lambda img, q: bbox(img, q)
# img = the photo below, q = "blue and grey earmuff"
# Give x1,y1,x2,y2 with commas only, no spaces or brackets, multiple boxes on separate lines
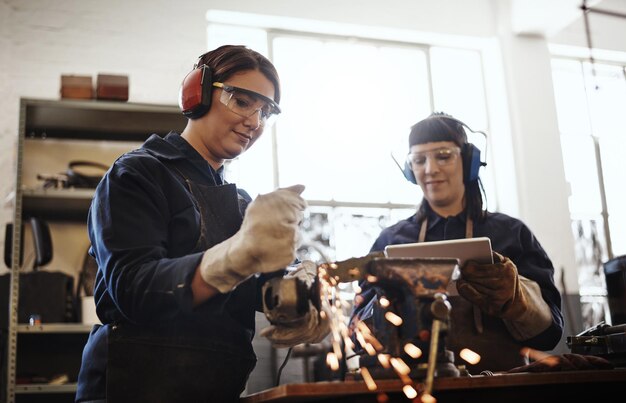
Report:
402,158,417,184
463,143,483,183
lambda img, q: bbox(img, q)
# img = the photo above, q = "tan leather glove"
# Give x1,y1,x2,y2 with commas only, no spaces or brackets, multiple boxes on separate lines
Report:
199,185,306,293
457,251,528,319
507,353,614,373
260,261,330,348
457,251,553,340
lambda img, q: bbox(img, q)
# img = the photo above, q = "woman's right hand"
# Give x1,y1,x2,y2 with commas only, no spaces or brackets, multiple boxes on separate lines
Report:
198,185,307,293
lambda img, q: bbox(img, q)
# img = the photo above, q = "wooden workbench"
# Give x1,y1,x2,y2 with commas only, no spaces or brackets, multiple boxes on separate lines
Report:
241,368,626,402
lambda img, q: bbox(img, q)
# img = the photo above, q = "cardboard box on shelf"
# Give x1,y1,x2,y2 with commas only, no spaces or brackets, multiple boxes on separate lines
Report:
60,75,93,99
96,74,129,101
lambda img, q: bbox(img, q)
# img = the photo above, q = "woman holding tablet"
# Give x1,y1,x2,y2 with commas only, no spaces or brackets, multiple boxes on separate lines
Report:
350,112,563,373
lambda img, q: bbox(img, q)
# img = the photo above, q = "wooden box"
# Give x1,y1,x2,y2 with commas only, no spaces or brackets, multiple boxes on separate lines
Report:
96,74,129,101
60,75,93,99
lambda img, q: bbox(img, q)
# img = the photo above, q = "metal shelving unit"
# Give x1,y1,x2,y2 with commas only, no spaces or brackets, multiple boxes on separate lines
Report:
17,324,94,334
14,384,78,394
3,98,186,403
21,188,95,221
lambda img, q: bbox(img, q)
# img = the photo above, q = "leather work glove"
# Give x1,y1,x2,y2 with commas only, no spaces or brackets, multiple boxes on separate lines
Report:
260,261,331,348
199,184,307,293
456,251,552,340
456,251,527,319
507,353,614,373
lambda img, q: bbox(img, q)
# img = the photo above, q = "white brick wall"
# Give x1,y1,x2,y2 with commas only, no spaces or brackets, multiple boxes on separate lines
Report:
0,0,211,271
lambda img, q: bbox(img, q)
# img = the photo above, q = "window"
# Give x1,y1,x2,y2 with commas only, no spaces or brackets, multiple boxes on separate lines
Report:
208,22,491,263
551,57,626,327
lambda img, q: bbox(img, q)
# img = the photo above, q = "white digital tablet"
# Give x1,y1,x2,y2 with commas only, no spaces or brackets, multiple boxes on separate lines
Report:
384,237,494,266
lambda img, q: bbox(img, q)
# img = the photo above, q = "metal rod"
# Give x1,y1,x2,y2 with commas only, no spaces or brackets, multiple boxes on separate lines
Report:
583,5,626,19
424,319,441,395
592,135,613,260
581,1,598,83
560,266,582,335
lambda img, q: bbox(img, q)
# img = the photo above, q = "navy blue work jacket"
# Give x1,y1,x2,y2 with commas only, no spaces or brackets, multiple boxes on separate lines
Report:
89,132,259,328
368,206,564,351
76,132,261,401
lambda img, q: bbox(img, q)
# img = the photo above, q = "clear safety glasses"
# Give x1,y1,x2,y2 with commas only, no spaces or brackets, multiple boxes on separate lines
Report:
407,147,461,169
212,82,281,128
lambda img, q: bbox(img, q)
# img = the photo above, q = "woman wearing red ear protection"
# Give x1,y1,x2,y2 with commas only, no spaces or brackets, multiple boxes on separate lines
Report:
349,112,563,374
76,45,328,403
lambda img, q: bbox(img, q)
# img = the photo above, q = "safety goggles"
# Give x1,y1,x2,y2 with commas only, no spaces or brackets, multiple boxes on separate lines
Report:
212,82,281,128
407,147,461,169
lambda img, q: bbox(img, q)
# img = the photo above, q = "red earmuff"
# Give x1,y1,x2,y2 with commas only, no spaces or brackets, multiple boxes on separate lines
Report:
179,64,213,119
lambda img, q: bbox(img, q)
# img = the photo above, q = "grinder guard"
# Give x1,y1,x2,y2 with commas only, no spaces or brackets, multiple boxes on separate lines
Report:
262,265,321,327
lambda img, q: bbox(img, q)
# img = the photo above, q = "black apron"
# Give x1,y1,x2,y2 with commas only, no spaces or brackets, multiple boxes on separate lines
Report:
418,217,528,373
106,176,257,402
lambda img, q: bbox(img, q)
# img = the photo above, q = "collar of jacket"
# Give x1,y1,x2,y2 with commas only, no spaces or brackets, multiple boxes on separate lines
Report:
142,131,226,183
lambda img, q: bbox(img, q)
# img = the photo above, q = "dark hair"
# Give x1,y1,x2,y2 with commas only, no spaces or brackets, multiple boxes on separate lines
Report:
409,112,467,148
411,112,486,224
197,45,281,103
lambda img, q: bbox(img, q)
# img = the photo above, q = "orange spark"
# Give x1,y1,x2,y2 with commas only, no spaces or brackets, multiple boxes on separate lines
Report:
343,336,355,351
398,373,412,384
459,348,481,365
326,352,339,371
523,347,559,367
402,385,417,399
384,311,403,326
421,392,437,403
365,343,377,355
363,333,384,351
357,321,372,335
390,357,411,376
332,340,343,360
377,354,391,368
356,330,367,347
404,343,423,359
360,367,377,391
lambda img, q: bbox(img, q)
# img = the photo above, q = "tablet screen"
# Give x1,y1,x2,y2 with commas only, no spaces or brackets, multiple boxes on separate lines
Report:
384,237,493,266
384,237,494,295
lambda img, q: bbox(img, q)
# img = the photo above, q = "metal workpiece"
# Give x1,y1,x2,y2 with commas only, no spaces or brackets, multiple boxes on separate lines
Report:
318,252,458,293
317,251,385,284
365,258,458,298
